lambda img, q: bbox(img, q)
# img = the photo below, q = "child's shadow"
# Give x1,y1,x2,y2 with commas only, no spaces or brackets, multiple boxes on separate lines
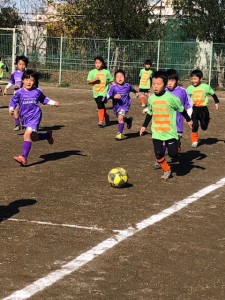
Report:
124,131,151,140
198,137,224,146
170,150,207,176
27,150,86,166
39,125,65,131
0,199,37,222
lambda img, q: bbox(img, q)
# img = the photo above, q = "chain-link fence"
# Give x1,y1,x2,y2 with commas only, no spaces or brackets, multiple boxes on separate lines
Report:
1,30,225,88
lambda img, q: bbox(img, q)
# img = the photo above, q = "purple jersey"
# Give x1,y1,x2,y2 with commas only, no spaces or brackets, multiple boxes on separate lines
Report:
166,86,192,133
107,83,137,114
9,70,24,91
9,87,52,130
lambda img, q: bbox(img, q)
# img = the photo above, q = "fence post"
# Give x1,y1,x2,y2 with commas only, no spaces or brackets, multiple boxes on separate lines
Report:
107,37,111,69
157,39,161,70
208,41,213,85
12,28,16,73
59,35,63,86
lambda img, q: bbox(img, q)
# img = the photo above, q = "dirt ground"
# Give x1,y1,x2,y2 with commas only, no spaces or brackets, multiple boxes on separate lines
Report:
1,86,225,300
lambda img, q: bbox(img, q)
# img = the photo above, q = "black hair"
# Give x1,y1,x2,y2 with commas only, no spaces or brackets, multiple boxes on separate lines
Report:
152,70,168,86
166,69,179,81
15,55,29,66
144,59,152,65
190,69,203,79
21,69,39,87
114,69,126,79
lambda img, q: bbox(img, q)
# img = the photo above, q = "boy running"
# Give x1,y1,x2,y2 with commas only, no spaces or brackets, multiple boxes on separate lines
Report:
186,69,219,148
138,59,153,107
140,70,192,180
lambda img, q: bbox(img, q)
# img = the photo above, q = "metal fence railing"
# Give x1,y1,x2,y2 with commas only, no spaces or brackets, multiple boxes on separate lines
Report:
1,31,225,88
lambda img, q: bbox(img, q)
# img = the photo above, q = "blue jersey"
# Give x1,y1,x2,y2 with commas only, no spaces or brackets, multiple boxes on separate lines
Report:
9,87,52,131
107,83,137,114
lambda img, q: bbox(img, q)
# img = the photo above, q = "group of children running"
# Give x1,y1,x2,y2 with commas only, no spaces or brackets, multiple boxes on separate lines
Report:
88,56,220,180
0,54,220,180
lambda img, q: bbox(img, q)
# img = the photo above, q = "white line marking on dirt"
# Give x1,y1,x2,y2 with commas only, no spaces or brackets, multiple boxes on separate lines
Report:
3,177,225,300
0,218,104,231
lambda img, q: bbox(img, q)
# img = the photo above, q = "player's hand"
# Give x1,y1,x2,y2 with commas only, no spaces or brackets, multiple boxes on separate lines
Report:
135,92,139,98
3,89,7,96
54,101,59,107
140,127,146,136
114,93,121,99
186,120,193,128
215,103,219,111
142,107,148,114
9,109,14,115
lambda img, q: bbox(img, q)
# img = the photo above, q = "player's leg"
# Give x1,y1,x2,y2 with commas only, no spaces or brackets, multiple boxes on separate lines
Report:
115,111,126,140
14,128,33,165
153,139,171,180
199,106,210,131
191,107,200,148
13,106,21,131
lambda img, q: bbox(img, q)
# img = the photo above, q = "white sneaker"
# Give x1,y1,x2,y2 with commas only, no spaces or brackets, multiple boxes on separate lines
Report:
191,142,198,148
161,170,171,180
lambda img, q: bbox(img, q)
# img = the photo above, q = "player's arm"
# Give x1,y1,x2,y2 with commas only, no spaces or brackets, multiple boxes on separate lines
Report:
212,93,219,110
180,108,192,127
140,113,152,136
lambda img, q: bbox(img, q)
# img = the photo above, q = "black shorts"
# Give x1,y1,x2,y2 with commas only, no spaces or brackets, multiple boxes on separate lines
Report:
152,138,178,159
94,96,107,109
192,106,210,131
139,88,150,93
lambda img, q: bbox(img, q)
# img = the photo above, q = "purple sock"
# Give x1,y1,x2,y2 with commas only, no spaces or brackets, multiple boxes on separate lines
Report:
38,132,48,140
22,141,32,159
15,118,20,126
118,123,124,133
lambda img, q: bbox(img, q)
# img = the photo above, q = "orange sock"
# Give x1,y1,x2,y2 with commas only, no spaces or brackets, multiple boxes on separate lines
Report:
157,157,170,172
141,95,145,105
191,132,198,143
98,109,105,122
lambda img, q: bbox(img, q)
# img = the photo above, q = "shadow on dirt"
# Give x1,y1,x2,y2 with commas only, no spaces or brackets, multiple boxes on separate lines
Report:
170,150,207,176
27,150,85,167
198,137,224,146
39,125,65,131
124,131,151,140
0,199,37,222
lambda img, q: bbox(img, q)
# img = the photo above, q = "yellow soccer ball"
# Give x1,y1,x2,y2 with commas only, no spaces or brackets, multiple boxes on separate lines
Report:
108,167,128,188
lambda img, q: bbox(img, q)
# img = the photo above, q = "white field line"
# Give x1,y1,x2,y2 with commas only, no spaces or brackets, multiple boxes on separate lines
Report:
3,177,225,300
0,218,104,232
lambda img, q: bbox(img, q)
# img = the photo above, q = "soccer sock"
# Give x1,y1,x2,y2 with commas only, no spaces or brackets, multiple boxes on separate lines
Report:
22,141,32,159
38,132,48,140
98,109,105,122
15,118,20,126
191,132,198,142
157,157,170,172
118,122,124,133
141,95,145,105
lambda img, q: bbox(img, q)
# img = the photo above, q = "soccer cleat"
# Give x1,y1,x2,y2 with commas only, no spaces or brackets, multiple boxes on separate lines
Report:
191,142,198,148
161,170,171,180
126,117,133,129
141,104,146,107
14,155,27,166
105,115,110,126
98,122,105,128
115,132,125,140
47,130,54,145
14,125,21,131
154,161,161,169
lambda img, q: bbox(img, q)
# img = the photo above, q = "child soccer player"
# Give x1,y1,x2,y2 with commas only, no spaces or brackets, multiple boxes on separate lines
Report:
139,59,153,107
9,69,59,166
107,69,139,140
166,68,192,151
4,55,29,130
186,69,219,148
87,56,113,127
140,70,192,180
